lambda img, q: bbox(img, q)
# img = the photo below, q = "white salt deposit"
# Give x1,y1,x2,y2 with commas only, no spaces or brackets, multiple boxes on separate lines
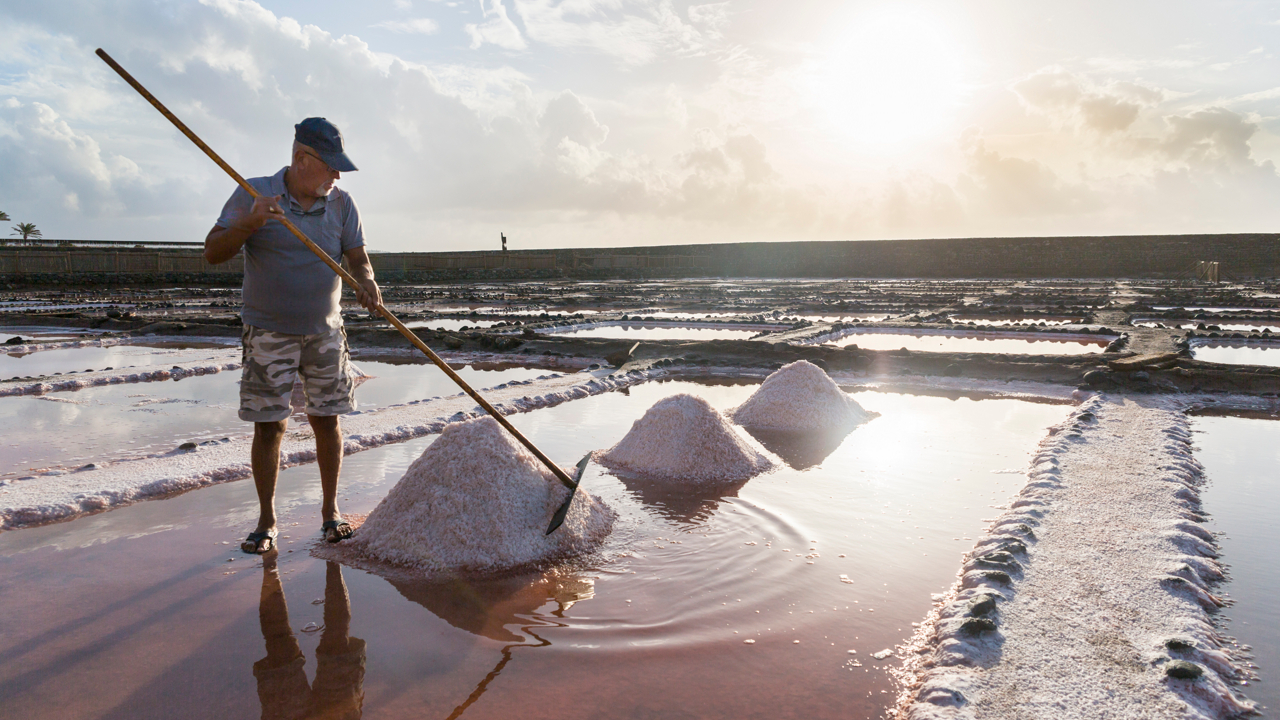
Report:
898,395,1259,720
349,416,614,572
599,393,772,483
731,360,874,433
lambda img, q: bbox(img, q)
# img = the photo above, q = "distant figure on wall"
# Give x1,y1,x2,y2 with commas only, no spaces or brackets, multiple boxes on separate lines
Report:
501,232,507,252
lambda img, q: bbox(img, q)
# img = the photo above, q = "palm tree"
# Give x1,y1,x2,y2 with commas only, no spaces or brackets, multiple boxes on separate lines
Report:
0,211,9,222
12,223,42,243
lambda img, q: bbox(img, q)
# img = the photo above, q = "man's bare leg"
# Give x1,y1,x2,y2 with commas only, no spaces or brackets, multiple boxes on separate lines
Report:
249,419,288,550
308,414,343,526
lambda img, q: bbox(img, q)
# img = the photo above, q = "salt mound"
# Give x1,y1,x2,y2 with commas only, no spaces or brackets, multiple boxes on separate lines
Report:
350,416,614,572
599,393,772,483
731,360,874,433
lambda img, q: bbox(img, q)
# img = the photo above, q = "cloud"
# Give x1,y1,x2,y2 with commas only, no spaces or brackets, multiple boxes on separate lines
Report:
1012,68,1163,133
465,0,527,50
687,2,730,40
511,0,707,67
371,18,439,34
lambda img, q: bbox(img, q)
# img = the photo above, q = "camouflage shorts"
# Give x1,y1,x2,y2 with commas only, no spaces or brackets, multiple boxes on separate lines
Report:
240,325,356,422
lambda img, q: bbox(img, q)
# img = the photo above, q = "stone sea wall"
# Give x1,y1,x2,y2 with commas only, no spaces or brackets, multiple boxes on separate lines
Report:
1,233,1277,283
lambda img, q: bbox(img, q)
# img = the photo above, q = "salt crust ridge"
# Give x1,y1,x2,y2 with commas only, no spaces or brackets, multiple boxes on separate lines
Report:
731,360,875,432
0,367,661,530
793,325,1119,346
346,416,615,573
896,394,1259,720
598,393,772,483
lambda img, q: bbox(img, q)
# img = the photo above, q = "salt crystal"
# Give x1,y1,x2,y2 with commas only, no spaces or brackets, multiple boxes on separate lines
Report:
871,649,892,659
349,416,615,572
744,639,755,644
731,360,875,432
598,394,772,483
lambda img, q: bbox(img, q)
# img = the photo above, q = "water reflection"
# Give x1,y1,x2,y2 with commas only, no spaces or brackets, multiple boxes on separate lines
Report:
256,558,366,720
387,571,590,719
614,472,749,522
743,426,854,470
387,571,592,643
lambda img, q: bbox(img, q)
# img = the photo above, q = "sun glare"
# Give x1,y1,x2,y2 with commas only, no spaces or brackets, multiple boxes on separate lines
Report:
807,6,967,154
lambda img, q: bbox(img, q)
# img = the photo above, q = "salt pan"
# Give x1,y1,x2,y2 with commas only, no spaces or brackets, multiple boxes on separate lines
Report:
599,393,772,483
731,360,874,433
349,416,614,572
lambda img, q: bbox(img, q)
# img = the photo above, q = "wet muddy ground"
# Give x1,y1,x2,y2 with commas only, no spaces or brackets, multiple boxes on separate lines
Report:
2,277,1278,719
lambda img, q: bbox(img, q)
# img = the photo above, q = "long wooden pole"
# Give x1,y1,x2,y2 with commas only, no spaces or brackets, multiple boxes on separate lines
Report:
95,48,578,492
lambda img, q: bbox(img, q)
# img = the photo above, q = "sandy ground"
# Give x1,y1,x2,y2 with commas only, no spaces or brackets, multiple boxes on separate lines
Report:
898,394,1258,719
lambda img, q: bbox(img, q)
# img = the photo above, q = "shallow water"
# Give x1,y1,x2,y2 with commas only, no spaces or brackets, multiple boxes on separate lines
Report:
539,323,773,341
1191,343,1280,368
1135,319,1280,333
404,319,500,331
0,379,1068,719
948,317,1079,326
825,330,1107,355
1193,416,1280,716
0,344,236,380
0,359,554,478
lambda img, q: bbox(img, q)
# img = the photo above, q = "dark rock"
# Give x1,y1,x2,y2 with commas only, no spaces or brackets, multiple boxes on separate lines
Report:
942,363,962,377
1083,369,1109,386
1165,638,1197,652
178,442,197,451
959,617,997,636
4,336,24,345
443,335,464,349
973,551,1020,571
1132,370,1150,382
968,596,998,617
1165,660,1203,679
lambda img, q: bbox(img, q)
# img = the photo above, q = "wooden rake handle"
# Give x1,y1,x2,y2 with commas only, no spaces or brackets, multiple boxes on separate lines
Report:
95,48,578,491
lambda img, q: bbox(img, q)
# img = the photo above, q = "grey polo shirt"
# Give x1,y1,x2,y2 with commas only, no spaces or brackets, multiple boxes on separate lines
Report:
215,167,365,335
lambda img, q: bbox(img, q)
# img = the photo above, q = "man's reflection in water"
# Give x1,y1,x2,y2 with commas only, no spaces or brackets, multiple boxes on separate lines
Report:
254,555,366,720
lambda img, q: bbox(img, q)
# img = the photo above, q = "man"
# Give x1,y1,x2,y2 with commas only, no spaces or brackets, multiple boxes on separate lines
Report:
204,117,381,554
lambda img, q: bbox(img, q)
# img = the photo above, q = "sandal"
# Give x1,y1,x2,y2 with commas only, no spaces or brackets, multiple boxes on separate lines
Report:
242,529,278,554
321,520,354,544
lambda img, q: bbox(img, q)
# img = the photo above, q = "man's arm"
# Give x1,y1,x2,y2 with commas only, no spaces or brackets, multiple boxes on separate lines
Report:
343,246,381,313
204,194,283,264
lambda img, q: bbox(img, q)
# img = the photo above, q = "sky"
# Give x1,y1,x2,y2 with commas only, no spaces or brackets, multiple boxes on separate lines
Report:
3,0,1280,252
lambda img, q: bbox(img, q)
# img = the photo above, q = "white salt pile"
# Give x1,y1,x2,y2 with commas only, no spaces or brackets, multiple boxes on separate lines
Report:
598,393,772,483
731,360,874,433
349,416,615,572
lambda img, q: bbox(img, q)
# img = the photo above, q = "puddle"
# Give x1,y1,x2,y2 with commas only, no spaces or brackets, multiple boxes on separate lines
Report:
0,345,236,381
822,330,1108,355
404,319,500,331
1135,319,1280,333
1191,342,1280,368
948,316,1081,326
1193,415,1280,715
1153,306,1280,313
0,359,554,478
536,323,775,341
0,378,1068,719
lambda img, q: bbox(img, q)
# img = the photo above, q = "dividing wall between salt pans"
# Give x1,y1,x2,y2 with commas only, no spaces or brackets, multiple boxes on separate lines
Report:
896,395,1260,720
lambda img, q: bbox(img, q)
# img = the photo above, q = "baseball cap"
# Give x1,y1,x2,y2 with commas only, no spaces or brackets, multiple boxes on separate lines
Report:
294,117,358,172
